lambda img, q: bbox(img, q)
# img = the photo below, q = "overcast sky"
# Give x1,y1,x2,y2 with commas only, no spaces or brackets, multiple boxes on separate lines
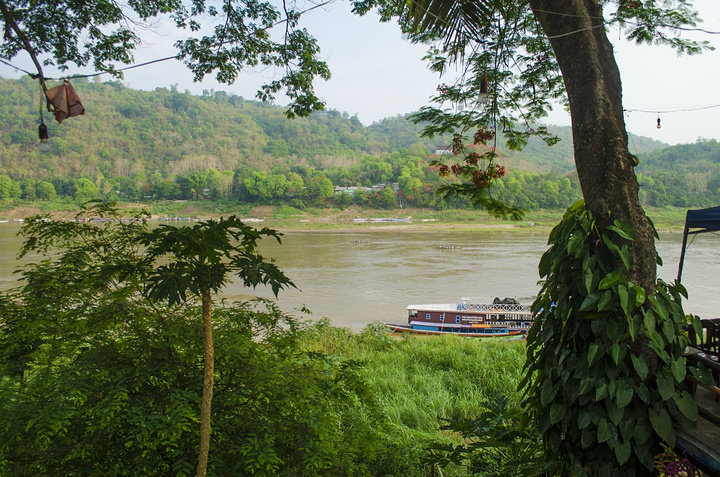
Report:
2,0,719,146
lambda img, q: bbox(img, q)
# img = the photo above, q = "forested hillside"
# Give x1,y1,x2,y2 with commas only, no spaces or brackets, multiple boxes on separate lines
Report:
1,74,716,211
1,75,437,179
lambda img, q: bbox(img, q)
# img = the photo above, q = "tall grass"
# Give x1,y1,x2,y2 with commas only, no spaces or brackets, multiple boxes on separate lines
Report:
300,320,526,444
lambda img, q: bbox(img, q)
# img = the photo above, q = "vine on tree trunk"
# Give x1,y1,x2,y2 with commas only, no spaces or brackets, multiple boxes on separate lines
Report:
520,200,713,476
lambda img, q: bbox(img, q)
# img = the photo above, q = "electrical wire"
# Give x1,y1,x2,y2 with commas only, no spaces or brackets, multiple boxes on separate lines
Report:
531,8,720,34
0,57,34,76
624,104,720,114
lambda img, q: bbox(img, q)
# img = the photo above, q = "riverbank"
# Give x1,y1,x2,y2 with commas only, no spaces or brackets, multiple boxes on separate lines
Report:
0,201,690,232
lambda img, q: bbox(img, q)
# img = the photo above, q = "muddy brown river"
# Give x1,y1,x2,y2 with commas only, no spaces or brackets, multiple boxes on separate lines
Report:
1,224,718,329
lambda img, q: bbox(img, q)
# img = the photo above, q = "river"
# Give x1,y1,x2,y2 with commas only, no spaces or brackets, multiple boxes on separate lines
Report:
1,223,718,329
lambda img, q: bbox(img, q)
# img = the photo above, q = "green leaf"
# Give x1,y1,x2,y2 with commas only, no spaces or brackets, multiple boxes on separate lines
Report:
618,284,629,317
657,375,674,401
633,285,646,306
587,342,601,366
608,221,635,241
579,377,595,396
631,355,649,381
615,379,634,408
538,250,553,278
580,292,601,312
673,391,698,421
606,319,624,341
578,410,592,429
584,268,598,294
627,285,638,309
567,232,585,255
599,269,623,290
581,427,595,448
597,418,612,443
649,408,674,445
614,440,632,465
633,421,653,445
690,362,716,385
691,314,703,337
628,315,641,341
597,290,614,312
606,398,624,425
541,381,559,406
643,310,656,334
649,295,668,321
618,246,633,271
662,319,676,342
550,402,566,425
602,234,620,256
595,379,608,401
610,343,621,365
671,357,686,383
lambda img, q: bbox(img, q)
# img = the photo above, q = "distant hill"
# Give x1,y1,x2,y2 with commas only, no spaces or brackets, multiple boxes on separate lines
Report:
0,75,669,181
500,127,669,173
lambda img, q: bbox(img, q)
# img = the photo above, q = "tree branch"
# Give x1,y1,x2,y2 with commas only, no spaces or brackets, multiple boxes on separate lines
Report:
0,0,47,92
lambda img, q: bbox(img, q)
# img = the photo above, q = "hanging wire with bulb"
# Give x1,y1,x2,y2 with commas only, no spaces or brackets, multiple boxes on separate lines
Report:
38,80,51,152
624,104,720,132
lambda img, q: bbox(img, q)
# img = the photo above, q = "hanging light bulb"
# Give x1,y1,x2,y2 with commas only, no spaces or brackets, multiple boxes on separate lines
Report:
38,123,51,152
478,70,489,104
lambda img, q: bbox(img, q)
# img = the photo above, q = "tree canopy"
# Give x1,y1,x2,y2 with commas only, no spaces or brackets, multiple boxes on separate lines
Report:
0,0,330,117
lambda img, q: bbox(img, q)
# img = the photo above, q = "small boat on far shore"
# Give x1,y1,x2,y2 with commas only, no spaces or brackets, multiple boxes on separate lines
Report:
386,297,533,338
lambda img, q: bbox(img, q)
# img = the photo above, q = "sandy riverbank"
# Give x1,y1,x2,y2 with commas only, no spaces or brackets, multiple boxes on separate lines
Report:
0,202,688,233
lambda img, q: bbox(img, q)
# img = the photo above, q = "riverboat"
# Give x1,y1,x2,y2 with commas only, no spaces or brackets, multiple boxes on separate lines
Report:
387,297,533,338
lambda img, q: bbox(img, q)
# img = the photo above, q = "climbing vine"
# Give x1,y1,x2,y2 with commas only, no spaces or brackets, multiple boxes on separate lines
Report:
521,201,713,475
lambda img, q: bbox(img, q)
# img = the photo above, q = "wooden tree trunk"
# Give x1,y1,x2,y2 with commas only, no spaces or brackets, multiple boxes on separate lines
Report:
528,0,657,291
196,286,214,477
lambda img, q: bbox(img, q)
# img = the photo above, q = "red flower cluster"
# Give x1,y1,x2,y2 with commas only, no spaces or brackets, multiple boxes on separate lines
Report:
473,128,495,145
451,135,464,155
465,152,481,165
471,164,506,188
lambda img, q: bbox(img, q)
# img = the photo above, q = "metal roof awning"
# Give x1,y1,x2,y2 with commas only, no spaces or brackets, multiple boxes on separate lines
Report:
677,206,720,282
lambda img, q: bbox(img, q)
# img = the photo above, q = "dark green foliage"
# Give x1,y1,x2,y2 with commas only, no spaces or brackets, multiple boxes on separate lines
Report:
521,201,713,476
0,298,386,476
433,396,545,477
0,207,390,476
0,0,329,118
636,139,720,207
139,215,294,301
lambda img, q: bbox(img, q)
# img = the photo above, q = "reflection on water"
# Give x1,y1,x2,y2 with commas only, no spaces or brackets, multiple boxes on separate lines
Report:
0,224,718,329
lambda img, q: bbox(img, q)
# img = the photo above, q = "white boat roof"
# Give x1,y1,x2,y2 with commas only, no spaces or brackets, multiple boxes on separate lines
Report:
408,299,532,313
407,304,458,311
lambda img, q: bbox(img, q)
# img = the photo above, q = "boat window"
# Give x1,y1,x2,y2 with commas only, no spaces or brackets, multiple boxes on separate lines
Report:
440,314,445,321
455,316,461,323
426,313,431,320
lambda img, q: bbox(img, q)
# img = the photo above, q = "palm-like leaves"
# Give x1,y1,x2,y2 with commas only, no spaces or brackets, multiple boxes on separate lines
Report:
401,0,495,48
137,215,294,477
140,216,294,305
